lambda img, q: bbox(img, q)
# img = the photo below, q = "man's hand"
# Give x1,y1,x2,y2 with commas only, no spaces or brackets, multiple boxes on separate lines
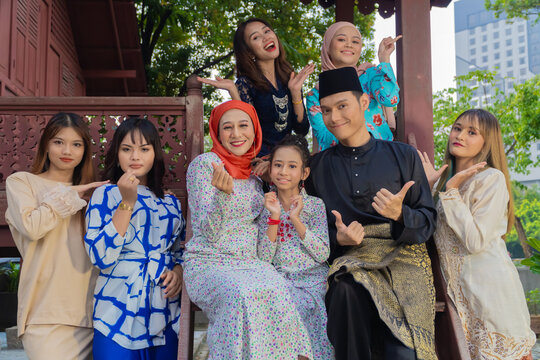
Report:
332,210,364,246
372,181,414,222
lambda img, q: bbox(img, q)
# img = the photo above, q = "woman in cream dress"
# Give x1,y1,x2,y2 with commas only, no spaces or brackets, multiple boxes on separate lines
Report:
420,109,535,360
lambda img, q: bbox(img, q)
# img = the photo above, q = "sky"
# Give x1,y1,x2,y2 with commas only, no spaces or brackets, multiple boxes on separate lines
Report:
373,2,457,93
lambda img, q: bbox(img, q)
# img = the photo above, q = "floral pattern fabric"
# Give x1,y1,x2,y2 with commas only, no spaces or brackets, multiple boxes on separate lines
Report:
183,152,312,359
306,62,399,151
257,190,334,359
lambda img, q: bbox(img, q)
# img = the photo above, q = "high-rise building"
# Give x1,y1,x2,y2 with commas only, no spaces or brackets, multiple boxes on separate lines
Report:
454,0,540,186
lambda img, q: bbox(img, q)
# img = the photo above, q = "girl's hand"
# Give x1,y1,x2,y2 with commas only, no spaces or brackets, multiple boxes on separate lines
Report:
289,195,304,221
446,162,487,190
378,35,402,63
264,192,281,219
288,63,316,100
417,150,448,190
211,162,234,194
117,171,139,206
356,62,375,76
160,265,182,299
71,180,110,198
372,181,414,222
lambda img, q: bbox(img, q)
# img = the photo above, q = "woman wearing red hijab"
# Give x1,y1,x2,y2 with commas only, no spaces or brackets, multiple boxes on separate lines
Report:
183,100,313,359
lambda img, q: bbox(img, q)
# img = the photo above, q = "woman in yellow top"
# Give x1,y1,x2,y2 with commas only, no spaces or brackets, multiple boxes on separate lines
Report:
5,112,107,360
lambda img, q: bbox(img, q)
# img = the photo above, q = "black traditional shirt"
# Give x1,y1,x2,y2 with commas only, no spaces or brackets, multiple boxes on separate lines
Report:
305,137,436,263
236,76,310,157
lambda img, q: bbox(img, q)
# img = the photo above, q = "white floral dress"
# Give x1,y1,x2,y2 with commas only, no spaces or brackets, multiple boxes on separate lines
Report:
434,168,536,360
258,190,334,359
183,152,312,359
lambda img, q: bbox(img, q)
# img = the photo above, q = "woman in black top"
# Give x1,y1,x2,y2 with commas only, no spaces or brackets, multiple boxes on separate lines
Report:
199,18,313,158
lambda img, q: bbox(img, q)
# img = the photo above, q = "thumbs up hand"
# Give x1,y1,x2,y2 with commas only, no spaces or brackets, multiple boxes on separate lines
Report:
332,210,365,246
372,181,415,222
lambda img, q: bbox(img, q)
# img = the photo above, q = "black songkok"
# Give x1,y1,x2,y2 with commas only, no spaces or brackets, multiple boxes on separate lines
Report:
319,67,363,100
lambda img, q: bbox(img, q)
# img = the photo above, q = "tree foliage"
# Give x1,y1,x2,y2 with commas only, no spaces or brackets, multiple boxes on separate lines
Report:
135,1,376,98
508,184,540,257
485,0,540,22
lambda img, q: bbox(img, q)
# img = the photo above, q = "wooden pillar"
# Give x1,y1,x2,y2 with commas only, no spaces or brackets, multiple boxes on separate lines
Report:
335,0,355,22
178,74,203,360
395,0,434,160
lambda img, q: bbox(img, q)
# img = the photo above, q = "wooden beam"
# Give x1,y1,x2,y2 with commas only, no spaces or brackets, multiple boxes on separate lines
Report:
108,0,129,96
335,0,355,22
395,0,434,160
82,70,137,79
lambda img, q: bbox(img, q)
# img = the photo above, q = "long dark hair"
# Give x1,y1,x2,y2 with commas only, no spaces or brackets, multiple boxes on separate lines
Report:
234,18,293,92
31,112,95,185
102,118,165,198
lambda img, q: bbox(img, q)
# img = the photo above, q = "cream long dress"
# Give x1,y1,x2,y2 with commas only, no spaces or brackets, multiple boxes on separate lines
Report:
434,167,536,360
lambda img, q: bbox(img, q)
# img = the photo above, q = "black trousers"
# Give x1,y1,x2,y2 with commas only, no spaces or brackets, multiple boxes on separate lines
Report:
326,274,416,360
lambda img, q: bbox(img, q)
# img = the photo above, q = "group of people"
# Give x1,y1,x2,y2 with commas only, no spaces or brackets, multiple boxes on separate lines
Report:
4,16,536,360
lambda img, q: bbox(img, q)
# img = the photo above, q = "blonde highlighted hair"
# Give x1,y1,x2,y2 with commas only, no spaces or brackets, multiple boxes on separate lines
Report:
436,109,514,234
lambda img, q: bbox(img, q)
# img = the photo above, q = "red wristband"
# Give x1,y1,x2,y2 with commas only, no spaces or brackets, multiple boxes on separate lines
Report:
267,217,280,226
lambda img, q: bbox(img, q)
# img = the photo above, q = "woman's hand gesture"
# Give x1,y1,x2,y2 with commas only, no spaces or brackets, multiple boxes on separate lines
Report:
211,162,234,195
264,192,281,219
71,180,109,198
197,76,240,100
417,150,448,190
117,171,139,206
288,63,315,100
446,162,487,190
378,35,402,63
356,62,375,76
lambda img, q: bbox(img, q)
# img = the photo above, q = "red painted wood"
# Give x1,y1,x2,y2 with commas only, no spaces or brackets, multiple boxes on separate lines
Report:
0,88,204,259
335,0,355,22
395,0,434,160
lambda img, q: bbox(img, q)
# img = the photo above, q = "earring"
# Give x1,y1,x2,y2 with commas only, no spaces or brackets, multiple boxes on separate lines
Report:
299,180,304,190
251,56,256,62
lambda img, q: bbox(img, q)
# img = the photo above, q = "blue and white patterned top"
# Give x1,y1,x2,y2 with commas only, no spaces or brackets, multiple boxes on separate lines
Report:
85,184,185,350
306,62,399,151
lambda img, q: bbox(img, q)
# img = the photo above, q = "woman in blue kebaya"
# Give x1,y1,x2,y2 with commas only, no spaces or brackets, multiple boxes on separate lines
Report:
85,118,185,359
306,22,401,151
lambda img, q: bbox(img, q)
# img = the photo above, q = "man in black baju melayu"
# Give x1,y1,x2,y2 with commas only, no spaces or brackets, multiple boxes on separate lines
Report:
305,67,437,360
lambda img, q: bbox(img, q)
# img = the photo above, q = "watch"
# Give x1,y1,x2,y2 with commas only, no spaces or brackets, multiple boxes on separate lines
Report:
118,202,134,211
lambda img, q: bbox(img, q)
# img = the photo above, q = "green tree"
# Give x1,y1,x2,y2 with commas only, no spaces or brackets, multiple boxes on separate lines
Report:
507,183,540,257
136,1,376,97
484,0,540,22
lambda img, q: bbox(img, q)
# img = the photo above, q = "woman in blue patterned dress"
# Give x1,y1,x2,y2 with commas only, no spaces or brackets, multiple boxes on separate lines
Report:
306,22,401,151
85,118,185,359
257,135,334,359
183,100,312,359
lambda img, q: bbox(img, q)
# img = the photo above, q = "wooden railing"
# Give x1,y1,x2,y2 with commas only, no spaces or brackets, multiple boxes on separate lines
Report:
0,76,204,257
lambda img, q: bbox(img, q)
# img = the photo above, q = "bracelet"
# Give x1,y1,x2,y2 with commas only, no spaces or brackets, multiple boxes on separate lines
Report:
118,202,134,212
267,217,280,226
292,98,303,105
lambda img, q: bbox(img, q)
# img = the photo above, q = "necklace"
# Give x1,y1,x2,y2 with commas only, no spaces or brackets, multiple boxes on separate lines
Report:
272,93,289,132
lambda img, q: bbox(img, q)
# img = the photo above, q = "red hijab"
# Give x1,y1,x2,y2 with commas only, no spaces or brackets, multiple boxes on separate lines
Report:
210,100,262,179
